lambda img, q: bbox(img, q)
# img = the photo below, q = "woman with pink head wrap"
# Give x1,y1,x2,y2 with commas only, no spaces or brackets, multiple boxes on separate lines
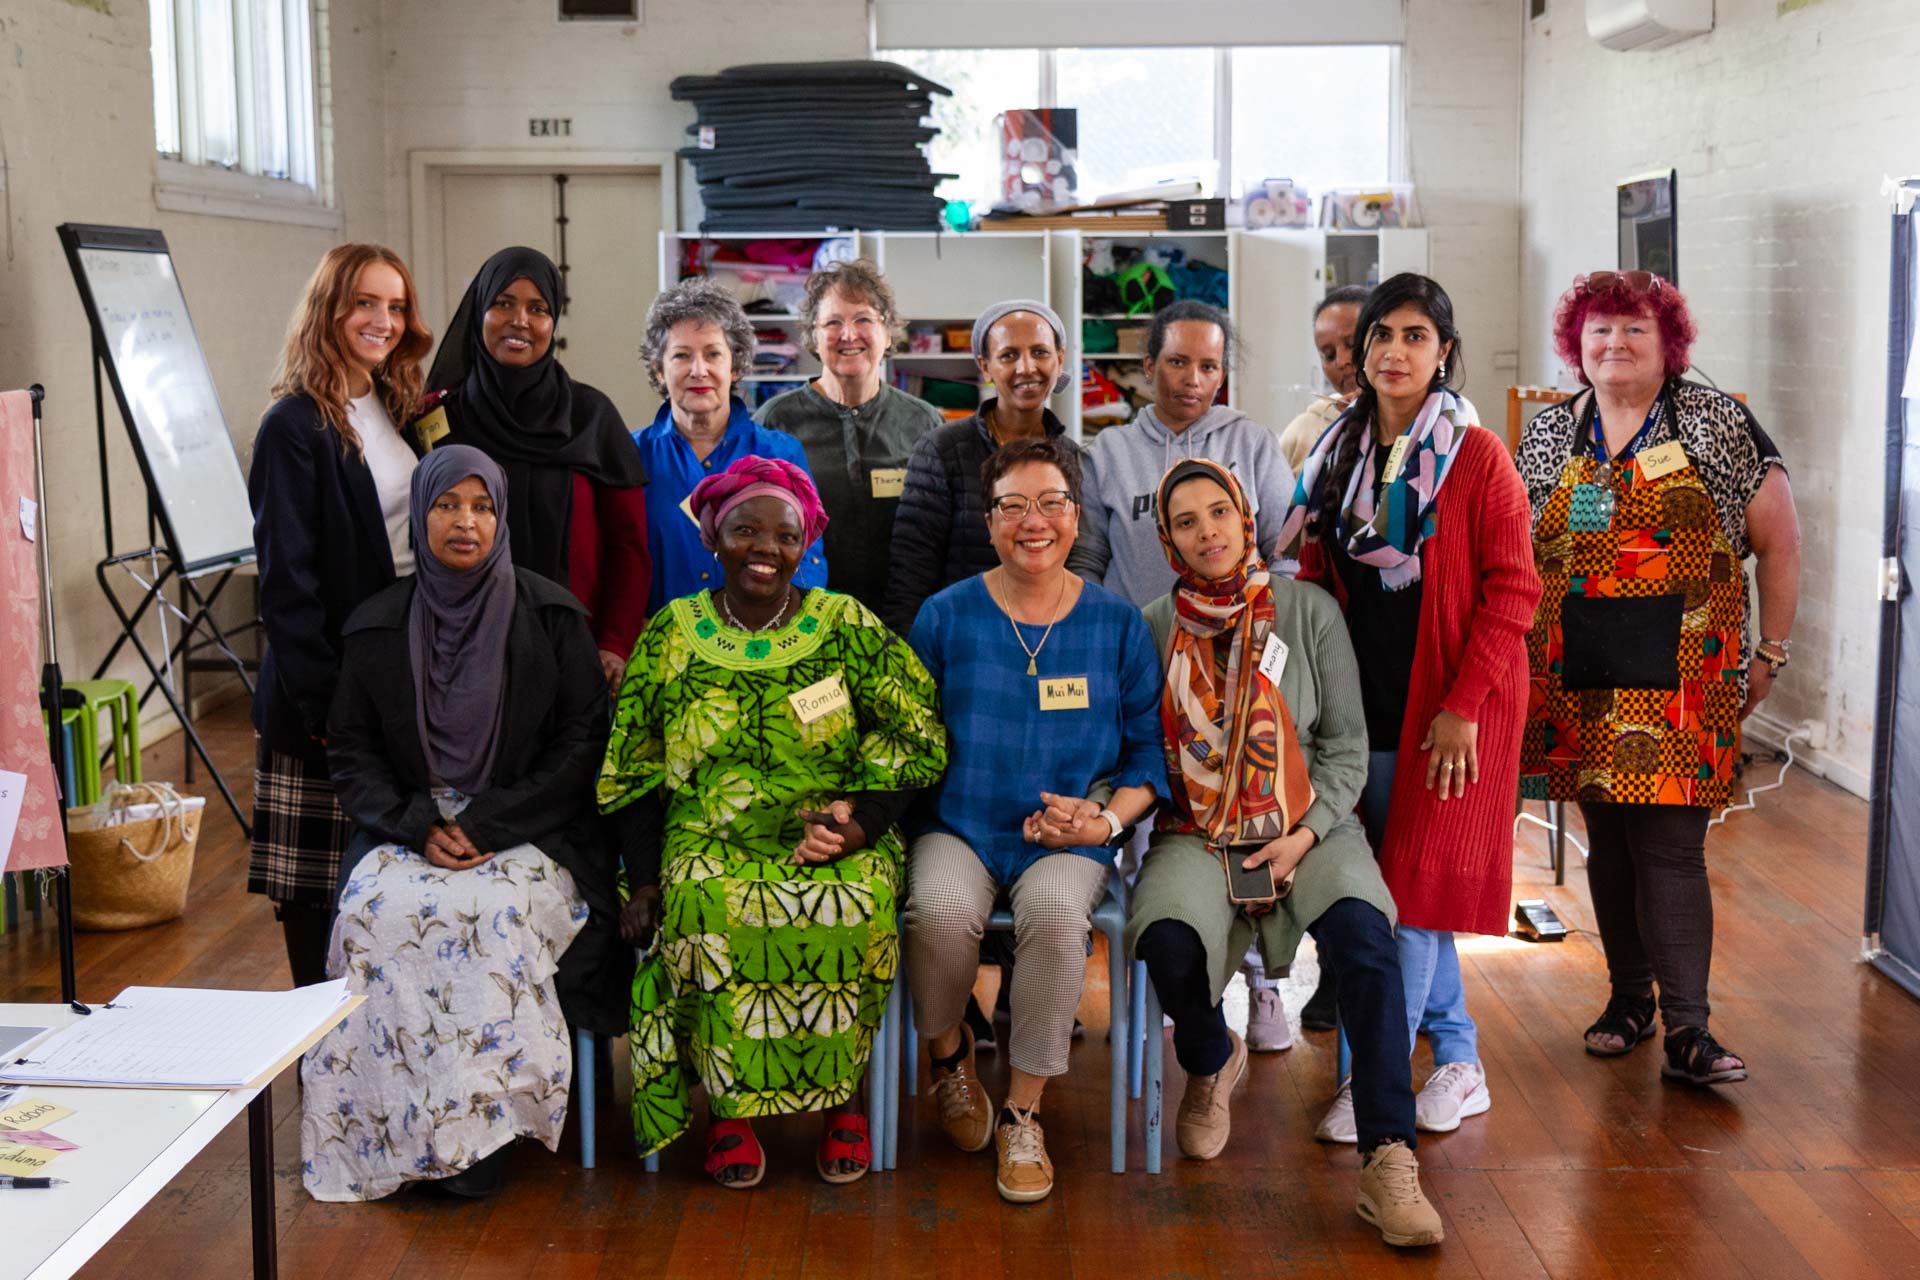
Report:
599,454,947,1190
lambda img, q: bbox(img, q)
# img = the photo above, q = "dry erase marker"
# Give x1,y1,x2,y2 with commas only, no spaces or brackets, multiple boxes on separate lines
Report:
0,1176,67,1188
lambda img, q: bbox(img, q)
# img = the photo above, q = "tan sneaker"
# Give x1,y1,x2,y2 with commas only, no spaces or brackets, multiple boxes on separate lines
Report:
1176,1029,1247,1160
1356,1140,1444,1247
994,1103,1054,1203
929,1024,993,1153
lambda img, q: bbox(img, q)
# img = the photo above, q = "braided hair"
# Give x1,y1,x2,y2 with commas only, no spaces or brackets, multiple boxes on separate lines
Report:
1311,273,1464,539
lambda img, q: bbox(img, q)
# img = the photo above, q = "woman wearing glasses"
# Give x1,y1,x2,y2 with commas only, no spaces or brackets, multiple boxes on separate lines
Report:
756,260,941,614
1517,272,1800,1086
904,437,1165,1203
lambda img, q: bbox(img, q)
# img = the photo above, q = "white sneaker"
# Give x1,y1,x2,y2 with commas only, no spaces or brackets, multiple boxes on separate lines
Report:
1415,1060,1490,1133
1245,986,1293,1052
1314,1078,1358,1144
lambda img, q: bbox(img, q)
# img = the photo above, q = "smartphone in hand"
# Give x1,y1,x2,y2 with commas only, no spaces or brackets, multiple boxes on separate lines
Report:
1218,842,1278,904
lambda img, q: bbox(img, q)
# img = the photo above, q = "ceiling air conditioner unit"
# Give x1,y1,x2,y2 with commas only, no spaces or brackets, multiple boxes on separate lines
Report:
1588,0,1712,50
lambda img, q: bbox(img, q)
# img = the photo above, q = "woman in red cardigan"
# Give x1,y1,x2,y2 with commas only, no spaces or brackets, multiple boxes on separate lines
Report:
1280,273,1541,1144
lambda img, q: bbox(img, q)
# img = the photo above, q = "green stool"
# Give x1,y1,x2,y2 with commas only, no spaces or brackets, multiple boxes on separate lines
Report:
65,678,141,787
39,702,99,807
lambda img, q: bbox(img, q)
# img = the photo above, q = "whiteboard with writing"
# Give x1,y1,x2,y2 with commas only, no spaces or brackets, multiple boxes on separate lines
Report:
63,228,254,570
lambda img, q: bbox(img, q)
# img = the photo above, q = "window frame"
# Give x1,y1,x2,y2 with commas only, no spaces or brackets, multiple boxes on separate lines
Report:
150,0,339,228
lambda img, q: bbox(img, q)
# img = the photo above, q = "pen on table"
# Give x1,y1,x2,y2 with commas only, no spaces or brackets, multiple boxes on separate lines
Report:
0,1176,68,1189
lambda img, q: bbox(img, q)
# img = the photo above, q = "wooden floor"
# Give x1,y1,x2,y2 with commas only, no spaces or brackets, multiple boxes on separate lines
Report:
7,705,1920,1279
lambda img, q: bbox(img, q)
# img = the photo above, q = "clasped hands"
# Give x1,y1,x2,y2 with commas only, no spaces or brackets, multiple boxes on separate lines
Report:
1023,791,1109,848
422,821,495,870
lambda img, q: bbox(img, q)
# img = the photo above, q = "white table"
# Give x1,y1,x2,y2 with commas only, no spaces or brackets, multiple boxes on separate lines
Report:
0,1000,342,1280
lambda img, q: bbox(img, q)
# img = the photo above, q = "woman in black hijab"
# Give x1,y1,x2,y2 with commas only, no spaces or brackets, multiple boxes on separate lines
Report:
425,246,652,687
307,445,628,1202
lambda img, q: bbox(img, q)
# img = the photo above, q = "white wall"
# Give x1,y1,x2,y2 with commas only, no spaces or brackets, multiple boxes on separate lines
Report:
1519,0,1918,795
0,0,388,744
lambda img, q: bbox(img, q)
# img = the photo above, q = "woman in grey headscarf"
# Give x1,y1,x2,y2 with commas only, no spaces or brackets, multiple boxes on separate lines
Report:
300,444,626,1203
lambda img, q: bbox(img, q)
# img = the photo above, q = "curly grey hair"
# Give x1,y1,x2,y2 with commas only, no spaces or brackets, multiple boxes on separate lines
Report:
798,259,902,359
641,276,758,397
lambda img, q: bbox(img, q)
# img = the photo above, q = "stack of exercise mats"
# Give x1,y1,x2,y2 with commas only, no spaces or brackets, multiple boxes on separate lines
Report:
672,61,952,232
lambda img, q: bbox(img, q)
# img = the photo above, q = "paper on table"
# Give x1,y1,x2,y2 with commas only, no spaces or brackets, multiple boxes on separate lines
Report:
0,981,353,1088
0,1143,58,1172
2,1129,77,1152
0,768,25,874
0,1098,73,1130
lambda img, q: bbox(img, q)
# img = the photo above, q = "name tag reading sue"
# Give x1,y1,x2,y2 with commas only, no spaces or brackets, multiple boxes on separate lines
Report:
789,674,850,724
415,405,450,450
1038,676,1090,711
1636,440,1689,481
870,468,906,499
1259,633,1290,685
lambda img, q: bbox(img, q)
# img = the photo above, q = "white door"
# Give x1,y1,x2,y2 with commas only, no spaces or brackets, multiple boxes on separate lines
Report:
435,169,662,427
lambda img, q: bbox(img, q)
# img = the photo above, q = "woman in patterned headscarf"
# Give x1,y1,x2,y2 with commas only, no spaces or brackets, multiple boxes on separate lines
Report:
1122,459,1442,1249
598,454,947,1188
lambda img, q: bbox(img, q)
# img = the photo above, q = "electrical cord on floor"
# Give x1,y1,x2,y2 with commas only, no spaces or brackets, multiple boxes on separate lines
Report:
1709,727,1807,829
1513,807,1590,860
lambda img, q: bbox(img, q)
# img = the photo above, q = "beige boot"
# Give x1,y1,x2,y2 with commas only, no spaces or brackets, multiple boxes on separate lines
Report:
1356,1140,1444,1247
929,1023,994,1153
994,1103,1054,1203
1176,1029,1247,1160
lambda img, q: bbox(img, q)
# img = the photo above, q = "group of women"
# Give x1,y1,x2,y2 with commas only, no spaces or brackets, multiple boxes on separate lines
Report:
250,238,1798,1249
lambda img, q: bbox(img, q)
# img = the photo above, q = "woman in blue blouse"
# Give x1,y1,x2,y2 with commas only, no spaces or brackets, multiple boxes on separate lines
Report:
905,437,1166,1204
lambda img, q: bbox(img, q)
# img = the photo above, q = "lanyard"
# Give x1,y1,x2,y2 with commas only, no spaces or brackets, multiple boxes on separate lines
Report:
1591,396,1663,464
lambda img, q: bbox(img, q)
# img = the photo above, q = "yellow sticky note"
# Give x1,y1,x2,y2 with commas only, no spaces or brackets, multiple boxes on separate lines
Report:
788,674,850,724
414,405,450,450
1381,435,1413,485
1038,676,1090,711
870,468,906,499
0,1143,59,1172
1636,440,1689,481
0,1098,74,1131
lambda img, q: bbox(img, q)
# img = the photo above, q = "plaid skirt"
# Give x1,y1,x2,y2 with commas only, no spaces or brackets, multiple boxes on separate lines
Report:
248,739,353,905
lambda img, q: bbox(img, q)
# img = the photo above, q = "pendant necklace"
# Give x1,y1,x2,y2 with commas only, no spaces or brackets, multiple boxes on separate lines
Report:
989,569,1069,676
721,587,794,632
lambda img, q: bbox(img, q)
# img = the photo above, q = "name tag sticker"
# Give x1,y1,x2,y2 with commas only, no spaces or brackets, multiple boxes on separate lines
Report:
1259,633,1290,685
0,1098,73,1131
0,1143,58,1172
415,406,450,450
679,494,699,526
870,468,906,499
1381,435,1413,485
789,674,850,724
1038,676,1090,711
1636,441,1689,481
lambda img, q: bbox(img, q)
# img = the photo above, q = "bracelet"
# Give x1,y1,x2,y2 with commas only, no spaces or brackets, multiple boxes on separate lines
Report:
1755,642,1789,672
1098,807,1124,843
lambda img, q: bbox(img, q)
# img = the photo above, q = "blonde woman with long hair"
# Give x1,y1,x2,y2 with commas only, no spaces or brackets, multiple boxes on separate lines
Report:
248,243,432,984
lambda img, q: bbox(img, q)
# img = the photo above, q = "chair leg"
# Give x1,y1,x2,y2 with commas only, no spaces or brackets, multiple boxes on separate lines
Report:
867,979,890,1173
643,1150,659,1172
1143,977,1164,1175
882,968,902,1170
1128,958,1146,1099
1104,923,1128,1174
574,1029,596,1170
904,978,919,1097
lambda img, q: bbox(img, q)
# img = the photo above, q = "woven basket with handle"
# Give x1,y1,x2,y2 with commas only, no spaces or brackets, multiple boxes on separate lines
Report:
66,782,204,931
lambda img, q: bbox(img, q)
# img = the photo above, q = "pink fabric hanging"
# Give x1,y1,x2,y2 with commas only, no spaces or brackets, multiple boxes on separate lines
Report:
0,389,67,871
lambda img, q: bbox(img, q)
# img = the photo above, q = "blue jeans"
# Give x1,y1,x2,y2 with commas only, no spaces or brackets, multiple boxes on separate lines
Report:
1362,750,1478,1067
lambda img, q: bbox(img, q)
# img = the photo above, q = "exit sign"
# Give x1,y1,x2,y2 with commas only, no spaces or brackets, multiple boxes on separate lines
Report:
529,118,573,138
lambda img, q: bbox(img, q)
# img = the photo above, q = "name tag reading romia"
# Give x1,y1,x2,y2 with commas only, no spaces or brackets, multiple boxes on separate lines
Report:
789,673,851,724
1038,676,1089,711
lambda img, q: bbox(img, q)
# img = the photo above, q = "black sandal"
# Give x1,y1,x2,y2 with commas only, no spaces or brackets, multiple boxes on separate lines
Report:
1661,1025,1747,1085
1583,992,1657,1057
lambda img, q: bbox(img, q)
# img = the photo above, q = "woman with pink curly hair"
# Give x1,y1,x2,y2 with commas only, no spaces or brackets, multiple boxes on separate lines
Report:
1516,272,1801,1087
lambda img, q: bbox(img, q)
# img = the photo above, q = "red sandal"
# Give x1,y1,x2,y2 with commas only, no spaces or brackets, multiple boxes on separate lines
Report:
816,1110,872,1185
704,1117,765,1189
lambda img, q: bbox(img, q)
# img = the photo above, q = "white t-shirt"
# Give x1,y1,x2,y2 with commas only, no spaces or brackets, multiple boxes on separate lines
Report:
349,392,417,576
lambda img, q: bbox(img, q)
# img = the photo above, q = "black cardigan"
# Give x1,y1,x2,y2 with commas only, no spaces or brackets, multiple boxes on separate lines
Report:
879,399,1075,635
249,394,412,764
324,569,632,1035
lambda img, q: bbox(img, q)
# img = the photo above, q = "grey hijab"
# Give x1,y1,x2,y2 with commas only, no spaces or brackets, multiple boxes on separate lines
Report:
408,445,516,795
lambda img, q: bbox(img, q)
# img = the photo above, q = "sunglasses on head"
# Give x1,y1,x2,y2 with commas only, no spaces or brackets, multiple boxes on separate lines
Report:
1576,270,1665,295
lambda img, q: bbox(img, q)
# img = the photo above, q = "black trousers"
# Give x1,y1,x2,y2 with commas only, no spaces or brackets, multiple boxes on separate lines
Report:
1578,802,1714,1031
277,900,334,987
1136,897,1418,1151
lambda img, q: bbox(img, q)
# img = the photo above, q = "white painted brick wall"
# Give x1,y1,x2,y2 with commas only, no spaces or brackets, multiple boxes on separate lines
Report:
1519,0,1920,796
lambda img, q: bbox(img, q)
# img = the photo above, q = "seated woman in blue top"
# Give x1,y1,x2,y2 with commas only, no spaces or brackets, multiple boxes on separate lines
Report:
905,437,1166,1205
632,278,828,612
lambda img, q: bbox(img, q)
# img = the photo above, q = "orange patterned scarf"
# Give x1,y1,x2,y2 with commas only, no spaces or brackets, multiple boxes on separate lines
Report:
1154,460,1315,846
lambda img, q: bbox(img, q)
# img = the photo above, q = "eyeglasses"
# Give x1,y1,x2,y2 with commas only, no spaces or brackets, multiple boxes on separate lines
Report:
1575,270,1664,295
816,316,884,335
990,491,1075,520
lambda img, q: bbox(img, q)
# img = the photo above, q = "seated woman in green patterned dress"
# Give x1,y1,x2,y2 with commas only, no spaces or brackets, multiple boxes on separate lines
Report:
598,454,947,1188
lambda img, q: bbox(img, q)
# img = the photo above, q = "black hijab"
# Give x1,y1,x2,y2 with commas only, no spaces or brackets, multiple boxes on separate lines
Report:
428,246,647,585
408,446,516,796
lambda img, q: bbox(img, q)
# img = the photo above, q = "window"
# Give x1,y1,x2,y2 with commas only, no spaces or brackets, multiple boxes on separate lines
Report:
150,0,318,189
884,45,1396,208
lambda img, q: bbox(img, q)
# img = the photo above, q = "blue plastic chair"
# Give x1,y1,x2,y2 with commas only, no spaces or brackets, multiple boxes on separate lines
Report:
896,874,1134,1173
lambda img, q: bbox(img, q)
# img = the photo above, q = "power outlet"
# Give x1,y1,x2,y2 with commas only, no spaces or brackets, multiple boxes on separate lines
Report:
1800,720,1828,751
